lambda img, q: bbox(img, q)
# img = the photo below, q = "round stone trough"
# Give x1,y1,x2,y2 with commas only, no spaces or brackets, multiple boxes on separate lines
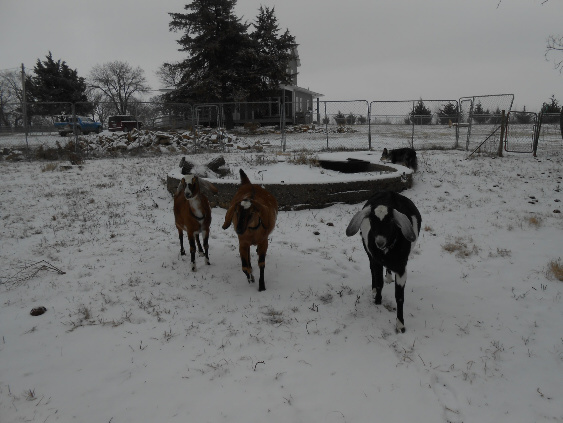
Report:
166,151,413,211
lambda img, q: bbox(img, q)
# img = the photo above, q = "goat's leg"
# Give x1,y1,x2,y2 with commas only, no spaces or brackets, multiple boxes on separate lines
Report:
370,259,384,304
239,243,254,283
202,230,210,265
188,233,197,271
256,239,269,292
195,234,204,256
395,272,407,333
385,268,393,284
178,229,186,256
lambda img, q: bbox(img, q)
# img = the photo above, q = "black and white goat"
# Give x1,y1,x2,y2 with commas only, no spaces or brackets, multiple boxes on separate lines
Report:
346,191,421,333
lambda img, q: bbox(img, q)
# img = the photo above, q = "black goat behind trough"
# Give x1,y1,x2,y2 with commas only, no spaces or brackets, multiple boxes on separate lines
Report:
346,191,421,333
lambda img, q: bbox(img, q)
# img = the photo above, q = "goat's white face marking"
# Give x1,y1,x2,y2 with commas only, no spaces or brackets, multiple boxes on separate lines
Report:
373,205,388,221
241,199,252,210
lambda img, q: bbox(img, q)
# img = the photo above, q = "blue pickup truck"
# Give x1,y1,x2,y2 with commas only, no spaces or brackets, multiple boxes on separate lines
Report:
54,115,102,136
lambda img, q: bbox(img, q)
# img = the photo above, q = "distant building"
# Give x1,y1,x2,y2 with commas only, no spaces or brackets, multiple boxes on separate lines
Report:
280,47,323,125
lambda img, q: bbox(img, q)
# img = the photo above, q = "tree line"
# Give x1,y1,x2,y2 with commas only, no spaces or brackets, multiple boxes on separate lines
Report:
0,0,562,129
0,0,296,129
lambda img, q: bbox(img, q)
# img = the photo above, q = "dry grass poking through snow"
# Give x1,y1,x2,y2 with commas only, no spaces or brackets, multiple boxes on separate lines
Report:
548,259,563,281
442,236,479,258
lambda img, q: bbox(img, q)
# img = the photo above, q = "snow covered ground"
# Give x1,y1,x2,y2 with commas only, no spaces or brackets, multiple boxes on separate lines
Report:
1,149,562,422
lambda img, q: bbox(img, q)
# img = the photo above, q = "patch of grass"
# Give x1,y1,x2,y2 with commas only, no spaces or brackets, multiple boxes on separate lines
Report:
287,152,319,167
528,216,542,228
548,259,563,281
41,162,59,172
442,236,479,258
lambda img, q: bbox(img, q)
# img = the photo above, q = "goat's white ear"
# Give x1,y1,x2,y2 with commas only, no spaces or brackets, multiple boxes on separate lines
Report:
346,207,370,237
393,209,416,242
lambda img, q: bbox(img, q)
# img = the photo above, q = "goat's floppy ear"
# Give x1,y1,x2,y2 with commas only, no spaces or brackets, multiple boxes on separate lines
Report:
222,204,236,230
239,169,251,185
392,209,416,242
199,178,219,194
253,200,274,230
346,206,371,237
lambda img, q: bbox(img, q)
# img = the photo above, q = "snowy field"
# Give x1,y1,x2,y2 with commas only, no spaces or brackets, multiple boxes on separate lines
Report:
1,149,562,422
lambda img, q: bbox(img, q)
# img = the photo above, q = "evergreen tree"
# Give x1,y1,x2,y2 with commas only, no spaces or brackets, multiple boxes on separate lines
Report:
540,95,561,123
472,101,490,124
249,6,296,99
166,1,297,127
167,0,252,104
410,99,432,125
437,102,458,125
513,106,532,124
25,52,89,115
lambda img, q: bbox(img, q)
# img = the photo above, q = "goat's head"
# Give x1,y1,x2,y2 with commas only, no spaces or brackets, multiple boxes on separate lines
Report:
177,175,201,200
223,189,269,235
222,169,275,234
346,204,417,249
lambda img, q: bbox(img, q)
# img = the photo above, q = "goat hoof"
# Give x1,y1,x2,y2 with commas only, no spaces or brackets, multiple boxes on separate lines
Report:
205,259,210,265
191,263,196,271
374,295,382,305
180,250,186,256
396,320,405,333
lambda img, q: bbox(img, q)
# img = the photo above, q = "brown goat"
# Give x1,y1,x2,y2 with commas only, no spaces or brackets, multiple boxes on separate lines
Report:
174,175,218,271
222,169,278,291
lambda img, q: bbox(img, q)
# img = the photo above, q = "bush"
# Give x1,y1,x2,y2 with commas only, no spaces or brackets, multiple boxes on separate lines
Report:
437,102,458,125
334,111,346,126
472,101,490,124
345,113,356,125
410,99,432,125
540,95,561,124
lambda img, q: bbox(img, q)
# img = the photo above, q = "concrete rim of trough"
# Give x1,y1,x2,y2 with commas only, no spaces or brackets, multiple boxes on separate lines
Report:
167,151,414,211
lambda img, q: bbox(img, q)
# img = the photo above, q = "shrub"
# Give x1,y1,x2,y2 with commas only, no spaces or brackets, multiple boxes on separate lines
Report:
410,99,432,125
334,111,346,126
437,102,458,125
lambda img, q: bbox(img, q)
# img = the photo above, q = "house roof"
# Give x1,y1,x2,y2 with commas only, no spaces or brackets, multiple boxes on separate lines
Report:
281,84,324,99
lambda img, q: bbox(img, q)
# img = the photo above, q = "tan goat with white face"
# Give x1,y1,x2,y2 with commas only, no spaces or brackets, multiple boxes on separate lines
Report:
174,175,218,271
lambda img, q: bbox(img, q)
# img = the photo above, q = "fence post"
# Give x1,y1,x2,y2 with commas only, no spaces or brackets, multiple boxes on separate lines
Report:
497,110,505,157
532,112,542,157
21,64,30,158
368,102,372,150
411,101,415,148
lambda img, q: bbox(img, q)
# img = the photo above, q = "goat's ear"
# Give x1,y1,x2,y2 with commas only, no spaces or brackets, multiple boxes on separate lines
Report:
392,209,416,242
346,207,371,237
175,178,186,195
222,204,236,230
199,178,219,194
239,169,251,185
253,201,274,230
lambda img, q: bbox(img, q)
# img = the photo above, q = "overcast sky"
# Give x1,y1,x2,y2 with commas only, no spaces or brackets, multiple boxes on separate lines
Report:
0,0,561,111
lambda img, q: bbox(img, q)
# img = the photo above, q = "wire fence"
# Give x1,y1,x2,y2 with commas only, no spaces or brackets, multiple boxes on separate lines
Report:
1,94,561,160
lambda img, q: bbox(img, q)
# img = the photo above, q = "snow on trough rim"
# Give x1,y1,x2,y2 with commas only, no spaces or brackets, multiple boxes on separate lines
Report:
0,150,562,423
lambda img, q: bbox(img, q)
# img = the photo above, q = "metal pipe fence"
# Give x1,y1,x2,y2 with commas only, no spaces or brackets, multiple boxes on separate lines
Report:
1,94,561,160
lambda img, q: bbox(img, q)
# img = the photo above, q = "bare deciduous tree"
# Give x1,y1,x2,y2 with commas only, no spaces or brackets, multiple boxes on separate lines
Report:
155,63,183,90
89,61,150,115
546,34,563,73
0,70,23,127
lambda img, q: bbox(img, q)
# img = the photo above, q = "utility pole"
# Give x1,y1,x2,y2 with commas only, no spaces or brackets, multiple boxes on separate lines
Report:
21,63,29,154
